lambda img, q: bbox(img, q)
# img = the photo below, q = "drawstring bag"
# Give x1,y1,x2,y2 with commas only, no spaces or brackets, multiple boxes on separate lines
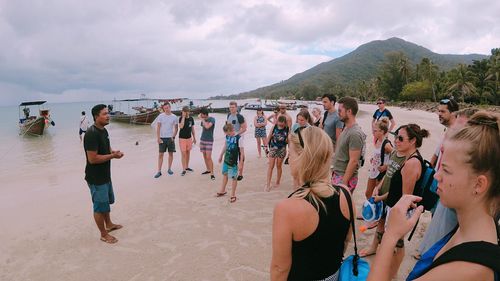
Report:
361,197,383,222
338,186,370,281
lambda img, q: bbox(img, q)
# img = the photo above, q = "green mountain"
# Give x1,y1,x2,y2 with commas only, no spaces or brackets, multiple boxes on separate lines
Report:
236,37,487,98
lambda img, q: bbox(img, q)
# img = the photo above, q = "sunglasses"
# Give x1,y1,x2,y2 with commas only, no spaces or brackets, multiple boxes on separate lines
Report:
395,135,407,142
440,99,450,104
376,102,384,105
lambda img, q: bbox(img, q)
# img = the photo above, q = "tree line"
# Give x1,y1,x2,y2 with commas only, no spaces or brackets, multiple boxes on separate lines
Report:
262,48,500,105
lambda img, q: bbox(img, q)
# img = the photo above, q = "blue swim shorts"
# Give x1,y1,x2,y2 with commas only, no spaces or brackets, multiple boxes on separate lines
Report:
222,163,238,179
87,182,115,213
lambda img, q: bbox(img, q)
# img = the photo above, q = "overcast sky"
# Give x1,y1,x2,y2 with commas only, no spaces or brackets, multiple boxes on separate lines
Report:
0,0,499,105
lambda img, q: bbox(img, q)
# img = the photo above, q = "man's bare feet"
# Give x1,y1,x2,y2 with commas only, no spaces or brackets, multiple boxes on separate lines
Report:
273,182,280,189
105,224,123,232
100,234,118,244
264,184,271,192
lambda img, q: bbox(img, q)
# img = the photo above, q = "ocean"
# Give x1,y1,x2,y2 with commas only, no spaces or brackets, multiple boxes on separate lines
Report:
0,99,254,185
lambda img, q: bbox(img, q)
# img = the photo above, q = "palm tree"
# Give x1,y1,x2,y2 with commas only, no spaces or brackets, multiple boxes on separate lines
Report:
447,64,476,102
419,58,439,101
486,48,500,104
398,55,411,84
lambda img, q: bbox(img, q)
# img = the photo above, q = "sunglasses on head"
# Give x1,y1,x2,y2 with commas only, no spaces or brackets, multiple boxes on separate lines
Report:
440,99,450,104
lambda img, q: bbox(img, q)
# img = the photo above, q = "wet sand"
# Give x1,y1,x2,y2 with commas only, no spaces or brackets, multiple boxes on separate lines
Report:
0,104,444,280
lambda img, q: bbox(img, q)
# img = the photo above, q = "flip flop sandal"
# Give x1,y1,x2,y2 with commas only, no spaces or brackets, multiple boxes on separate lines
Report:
229,196,237,203
106,225,123,232
100,236,118,244
215,192,227,197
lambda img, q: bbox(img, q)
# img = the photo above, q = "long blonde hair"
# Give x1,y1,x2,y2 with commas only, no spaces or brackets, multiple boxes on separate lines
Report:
289,126,335,211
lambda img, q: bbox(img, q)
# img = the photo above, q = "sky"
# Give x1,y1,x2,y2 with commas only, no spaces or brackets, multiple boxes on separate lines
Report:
0,0,499,105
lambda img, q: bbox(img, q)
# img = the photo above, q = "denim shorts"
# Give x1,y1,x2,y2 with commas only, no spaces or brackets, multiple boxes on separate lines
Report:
88,182,115,213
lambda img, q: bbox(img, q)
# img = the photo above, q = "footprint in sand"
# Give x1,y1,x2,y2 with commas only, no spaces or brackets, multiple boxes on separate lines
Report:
225,266,267,281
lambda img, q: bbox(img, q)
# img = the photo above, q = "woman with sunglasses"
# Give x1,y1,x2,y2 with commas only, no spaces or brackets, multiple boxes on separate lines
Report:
270,126,353,281
367,124,430,277
254,108,268,158
368,111,500,281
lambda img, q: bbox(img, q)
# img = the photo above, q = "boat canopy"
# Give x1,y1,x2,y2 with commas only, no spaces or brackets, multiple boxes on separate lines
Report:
19,101,47,106
117,98,147,102
158,98,184,103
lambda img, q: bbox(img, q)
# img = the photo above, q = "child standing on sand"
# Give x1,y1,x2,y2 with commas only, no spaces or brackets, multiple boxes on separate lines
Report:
216,123,241,203
265,115,289,191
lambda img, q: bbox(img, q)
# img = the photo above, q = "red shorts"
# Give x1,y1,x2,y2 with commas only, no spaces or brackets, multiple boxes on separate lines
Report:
179,138,193,152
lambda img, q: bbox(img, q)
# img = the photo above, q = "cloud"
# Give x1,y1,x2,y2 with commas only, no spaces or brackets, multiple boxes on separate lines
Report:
0,0,498,105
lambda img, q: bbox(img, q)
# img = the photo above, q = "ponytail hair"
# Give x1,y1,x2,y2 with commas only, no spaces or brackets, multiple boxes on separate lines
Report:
288,126,335,211
376,117,390,133
396,123,430,147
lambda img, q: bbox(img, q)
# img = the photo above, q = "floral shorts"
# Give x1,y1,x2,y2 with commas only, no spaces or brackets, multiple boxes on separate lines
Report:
269,146,286,159
331,172,358,192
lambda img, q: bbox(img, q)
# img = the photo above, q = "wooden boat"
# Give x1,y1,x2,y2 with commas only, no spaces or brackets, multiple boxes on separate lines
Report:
244,103,275,111
277,101,297,110
110,98,164,125
109,111,133,123
130,110,161,124
18,101,55,136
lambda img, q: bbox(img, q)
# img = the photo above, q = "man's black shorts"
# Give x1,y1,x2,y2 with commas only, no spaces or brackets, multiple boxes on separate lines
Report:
159,137,176,153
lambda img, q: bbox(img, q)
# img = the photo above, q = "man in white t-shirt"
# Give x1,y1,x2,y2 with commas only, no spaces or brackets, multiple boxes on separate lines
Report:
154,103,179,178
79,111,90,142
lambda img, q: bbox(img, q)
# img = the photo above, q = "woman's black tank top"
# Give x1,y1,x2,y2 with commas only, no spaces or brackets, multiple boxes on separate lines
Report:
386,151,423,208
287,189,350,280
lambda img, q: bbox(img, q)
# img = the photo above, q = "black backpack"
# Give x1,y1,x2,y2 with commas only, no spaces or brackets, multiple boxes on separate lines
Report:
412,151,439,211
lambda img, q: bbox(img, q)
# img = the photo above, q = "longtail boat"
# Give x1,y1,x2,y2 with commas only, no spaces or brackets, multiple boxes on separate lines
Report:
18,101,55,136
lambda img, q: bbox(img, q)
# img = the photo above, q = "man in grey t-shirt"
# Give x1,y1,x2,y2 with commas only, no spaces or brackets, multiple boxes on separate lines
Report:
320,94,343,149
332,97,366,192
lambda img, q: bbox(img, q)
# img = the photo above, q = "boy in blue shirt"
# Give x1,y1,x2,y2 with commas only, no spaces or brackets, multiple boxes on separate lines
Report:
216,123,241,203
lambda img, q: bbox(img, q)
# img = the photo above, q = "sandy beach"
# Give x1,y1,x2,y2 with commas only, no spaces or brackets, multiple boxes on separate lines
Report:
0,103,445,281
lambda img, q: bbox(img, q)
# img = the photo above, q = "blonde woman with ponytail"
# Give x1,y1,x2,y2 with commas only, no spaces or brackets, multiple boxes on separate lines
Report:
270,126,354,281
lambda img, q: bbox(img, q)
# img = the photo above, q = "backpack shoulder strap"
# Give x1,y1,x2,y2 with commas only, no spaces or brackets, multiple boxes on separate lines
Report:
380,138,391,165
425,242,500,274
238,113,246,124
337,185,359,256
322,111,328,126
376,109,387,121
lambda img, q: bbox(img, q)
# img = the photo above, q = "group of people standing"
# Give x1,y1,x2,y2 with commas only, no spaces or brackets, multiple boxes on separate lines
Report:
270,97,500,280
81,97,499,280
